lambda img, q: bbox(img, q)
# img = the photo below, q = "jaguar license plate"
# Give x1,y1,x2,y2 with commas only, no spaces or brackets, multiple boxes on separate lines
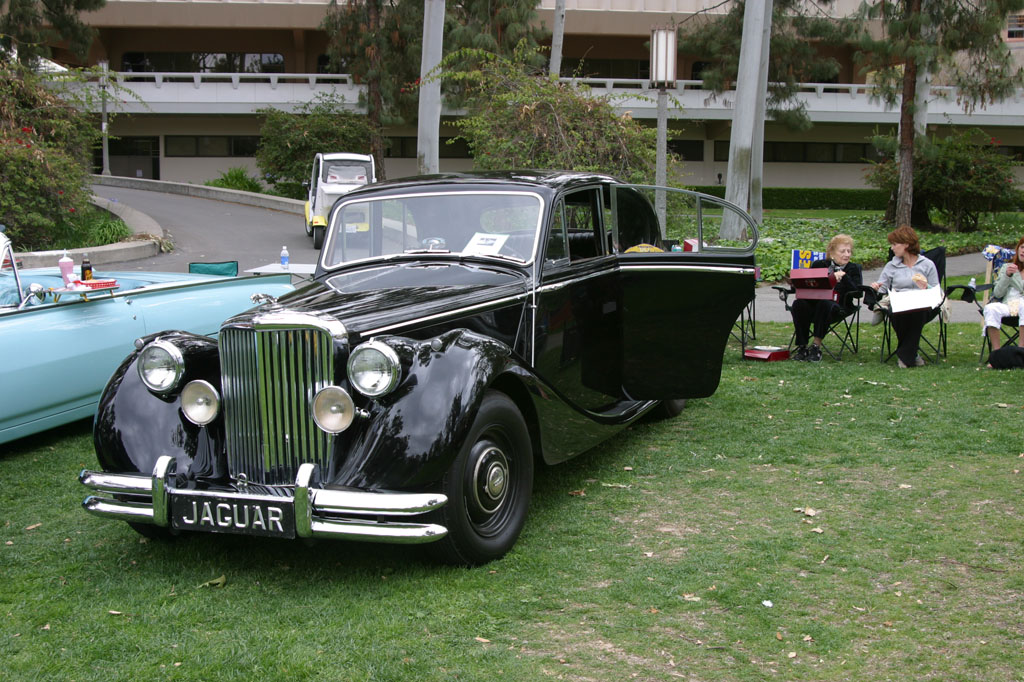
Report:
170,491,296,539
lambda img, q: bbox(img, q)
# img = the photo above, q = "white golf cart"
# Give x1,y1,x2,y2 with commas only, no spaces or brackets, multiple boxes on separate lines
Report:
304,152,376,248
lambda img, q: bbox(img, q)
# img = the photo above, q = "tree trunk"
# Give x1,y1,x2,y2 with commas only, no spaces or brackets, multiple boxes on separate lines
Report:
894,0,921,227
549,0,566,77
367,0,387,180
417,0,445,175
722,0,768,240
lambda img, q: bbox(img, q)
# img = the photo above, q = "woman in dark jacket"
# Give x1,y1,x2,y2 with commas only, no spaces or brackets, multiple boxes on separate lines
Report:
792,234,862,362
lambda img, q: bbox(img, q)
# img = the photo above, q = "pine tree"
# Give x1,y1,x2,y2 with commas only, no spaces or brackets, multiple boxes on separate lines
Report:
677,0,852,131
1,0,106,65
854,0,1024,227
321,0,548,177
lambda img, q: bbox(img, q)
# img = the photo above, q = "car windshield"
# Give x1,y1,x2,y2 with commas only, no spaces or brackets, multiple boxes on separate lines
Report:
322,161,370,185
323,191,543,267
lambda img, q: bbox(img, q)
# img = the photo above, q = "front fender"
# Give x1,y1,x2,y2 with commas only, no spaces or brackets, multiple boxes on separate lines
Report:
93,331,225,483
328,329,515,490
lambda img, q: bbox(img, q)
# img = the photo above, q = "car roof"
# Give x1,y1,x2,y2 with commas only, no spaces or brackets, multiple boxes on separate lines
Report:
339,170,622,200
322,153,373,162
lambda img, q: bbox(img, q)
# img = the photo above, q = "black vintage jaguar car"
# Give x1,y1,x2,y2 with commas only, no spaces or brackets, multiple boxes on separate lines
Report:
80,171,758,564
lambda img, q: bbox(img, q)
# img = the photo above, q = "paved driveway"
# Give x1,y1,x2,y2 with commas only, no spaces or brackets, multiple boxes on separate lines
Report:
91,185,318,274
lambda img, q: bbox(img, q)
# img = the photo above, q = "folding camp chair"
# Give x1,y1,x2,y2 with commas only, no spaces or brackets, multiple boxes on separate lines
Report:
946,245,1020,362
772,249,863,360
731,266,759,349
878,246,947,364
188,260,239,277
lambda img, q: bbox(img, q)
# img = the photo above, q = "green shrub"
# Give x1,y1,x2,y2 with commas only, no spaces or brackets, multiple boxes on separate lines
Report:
441,43,680,184
17,206,132,252
866,129,1022,231
204,166,265,193
256,94,374,199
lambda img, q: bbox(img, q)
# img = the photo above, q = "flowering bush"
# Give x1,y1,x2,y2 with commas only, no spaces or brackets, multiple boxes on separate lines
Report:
0,60,96,248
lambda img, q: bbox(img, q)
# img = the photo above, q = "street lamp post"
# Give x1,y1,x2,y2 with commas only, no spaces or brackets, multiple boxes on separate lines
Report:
649,27,677,237
99,60,111,176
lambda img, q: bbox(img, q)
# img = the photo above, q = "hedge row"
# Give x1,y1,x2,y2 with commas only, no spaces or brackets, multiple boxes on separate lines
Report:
687,186,888,210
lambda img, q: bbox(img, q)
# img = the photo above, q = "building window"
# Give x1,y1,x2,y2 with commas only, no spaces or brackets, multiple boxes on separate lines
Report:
714,141,882,164
668,140,704,161
713,140,729,162
1008,13,1024,39
165,135,261,157
122,52,285,73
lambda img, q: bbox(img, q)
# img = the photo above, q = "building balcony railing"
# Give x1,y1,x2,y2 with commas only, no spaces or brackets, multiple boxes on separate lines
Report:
68,70,1024,127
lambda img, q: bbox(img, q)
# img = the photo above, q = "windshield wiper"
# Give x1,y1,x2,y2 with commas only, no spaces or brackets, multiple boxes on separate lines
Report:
402,248,451,255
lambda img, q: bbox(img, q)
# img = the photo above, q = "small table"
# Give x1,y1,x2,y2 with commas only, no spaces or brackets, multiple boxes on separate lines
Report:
50,283,119,303
245,263,316,280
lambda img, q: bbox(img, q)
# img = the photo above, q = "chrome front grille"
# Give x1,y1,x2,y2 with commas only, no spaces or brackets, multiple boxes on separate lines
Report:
220,325,336,485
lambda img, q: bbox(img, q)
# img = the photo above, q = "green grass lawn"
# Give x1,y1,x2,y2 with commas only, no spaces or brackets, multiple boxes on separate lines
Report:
2,323,1022,681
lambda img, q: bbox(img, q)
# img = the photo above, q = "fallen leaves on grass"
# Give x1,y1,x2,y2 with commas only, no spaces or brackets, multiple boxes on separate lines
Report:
568,489,586,497
198,575,226,589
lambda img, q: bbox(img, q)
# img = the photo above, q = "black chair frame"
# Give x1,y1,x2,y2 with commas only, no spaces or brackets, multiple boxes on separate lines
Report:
877,246,947,364
946,282,1021,362
772,285,863,360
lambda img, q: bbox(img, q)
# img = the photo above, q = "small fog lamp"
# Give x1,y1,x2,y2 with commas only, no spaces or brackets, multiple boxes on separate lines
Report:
347,341,401,397
181,380,220,426
138,340,185,393
312,386,355,433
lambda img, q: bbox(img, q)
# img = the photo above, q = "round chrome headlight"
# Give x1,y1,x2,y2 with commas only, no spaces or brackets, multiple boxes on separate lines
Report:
347,341,401,397
137,340,185,393
312,386,355,433
181,380,220,426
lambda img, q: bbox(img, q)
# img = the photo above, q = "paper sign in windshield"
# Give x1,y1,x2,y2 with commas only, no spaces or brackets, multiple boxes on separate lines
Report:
465,232,509,256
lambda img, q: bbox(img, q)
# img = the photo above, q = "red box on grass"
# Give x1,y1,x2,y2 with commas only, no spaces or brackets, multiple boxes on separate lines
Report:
743,346,790,361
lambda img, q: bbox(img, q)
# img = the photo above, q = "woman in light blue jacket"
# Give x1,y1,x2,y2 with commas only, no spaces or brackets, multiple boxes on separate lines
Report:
983,236,1024,352
869,225,939,368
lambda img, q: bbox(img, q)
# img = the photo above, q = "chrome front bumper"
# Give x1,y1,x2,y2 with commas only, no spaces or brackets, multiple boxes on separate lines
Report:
80,455,448,543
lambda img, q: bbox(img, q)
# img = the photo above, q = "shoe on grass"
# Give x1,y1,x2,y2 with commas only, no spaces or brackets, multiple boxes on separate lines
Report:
793,346,809,361
914,356,925,366
897,358,908,368
808,345,823,362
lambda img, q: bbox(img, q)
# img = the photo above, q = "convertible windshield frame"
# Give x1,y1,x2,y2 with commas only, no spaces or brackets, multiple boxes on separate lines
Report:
320,190,546,271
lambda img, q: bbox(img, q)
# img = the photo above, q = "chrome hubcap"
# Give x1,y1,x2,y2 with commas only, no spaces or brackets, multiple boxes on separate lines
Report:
471,446,509,517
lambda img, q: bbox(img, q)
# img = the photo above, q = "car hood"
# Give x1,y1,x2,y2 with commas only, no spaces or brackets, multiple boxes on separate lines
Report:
270,261,529,336
321,183,365,197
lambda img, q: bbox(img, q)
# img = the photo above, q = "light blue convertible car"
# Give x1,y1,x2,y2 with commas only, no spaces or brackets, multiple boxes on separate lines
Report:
0,230,293,444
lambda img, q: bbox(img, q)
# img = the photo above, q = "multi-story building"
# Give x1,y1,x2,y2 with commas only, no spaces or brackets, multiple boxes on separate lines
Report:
59,0,1024,187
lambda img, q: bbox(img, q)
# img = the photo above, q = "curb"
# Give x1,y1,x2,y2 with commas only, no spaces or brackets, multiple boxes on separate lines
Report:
16,176,305,268
91,175,305,216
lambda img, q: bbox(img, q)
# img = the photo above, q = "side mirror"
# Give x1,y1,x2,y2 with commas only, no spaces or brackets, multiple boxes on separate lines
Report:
302,180,310,187
17,283,46,310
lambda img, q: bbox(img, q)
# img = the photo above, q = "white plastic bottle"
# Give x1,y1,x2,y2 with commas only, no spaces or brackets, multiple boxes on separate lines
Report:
280,245,290,269
968,277,976,290
58,250,74,285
